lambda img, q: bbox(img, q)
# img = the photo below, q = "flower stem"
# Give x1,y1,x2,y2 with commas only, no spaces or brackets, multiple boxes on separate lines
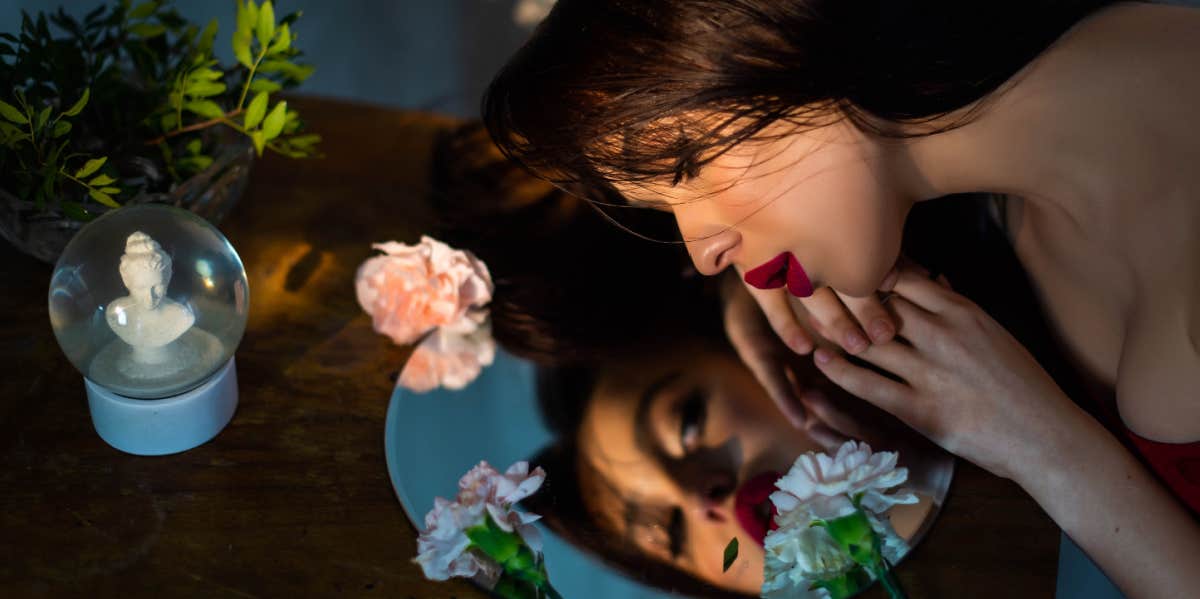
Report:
143,108,244,146
870,559,909,599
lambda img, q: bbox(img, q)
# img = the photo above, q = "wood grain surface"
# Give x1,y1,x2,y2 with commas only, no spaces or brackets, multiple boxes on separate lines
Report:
0,96,1060,599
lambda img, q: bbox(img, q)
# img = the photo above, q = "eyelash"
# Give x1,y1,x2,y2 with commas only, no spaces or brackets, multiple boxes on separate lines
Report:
678,390,707,454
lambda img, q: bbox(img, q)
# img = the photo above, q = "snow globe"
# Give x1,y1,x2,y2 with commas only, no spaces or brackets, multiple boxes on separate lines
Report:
48,204,249,455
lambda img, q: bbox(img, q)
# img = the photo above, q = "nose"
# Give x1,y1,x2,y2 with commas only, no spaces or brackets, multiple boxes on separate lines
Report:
684,227,742,276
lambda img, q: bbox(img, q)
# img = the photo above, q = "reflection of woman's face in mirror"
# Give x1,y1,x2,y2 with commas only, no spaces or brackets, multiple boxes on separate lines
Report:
575,339,824,594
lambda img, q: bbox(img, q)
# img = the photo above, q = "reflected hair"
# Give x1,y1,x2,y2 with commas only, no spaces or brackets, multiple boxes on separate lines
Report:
524,366,752,599
484,0,1126,193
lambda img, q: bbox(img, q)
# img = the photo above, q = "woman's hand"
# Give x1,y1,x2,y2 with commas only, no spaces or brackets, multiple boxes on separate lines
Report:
810,266,1086,480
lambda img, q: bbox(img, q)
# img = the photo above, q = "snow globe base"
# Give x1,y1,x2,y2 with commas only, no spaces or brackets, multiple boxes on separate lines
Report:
84,357,239,456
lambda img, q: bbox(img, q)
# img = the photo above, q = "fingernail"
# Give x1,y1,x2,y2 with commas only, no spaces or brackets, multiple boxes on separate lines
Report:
791,334,813,354
868,319,893,342
814,348,833,365
844,331,867,353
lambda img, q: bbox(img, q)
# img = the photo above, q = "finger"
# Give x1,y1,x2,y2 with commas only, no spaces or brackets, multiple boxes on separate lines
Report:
855,339,922,381
891,266,959,314
741,353,806,428
884,295,939,345
799,287,869,355
813,347,913,417
745,285,814,354
835,290,896,344
799,388,862,441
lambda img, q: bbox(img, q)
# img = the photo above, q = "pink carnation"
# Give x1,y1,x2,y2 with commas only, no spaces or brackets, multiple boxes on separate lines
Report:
398,325,496,393
414,461,546,586
355,236,493,345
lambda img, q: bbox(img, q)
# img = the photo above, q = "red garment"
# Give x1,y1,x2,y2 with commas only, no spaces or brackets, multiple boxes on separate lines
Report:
1123,428,1200,516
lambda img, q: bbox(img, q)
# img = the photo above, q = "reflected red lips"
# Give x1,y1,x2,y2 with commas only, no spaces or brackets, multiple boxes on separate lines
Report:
734,470,781,547
743,252,814,298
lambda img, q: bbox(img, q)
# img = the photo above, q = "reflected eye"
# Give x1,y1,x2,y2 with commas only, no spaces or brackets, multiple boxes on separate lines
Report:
678,390,707,453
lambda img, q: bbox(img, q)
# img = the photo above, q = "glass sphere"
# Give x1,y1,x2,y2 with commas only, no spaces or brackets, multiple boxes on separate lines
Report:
48,204,249,399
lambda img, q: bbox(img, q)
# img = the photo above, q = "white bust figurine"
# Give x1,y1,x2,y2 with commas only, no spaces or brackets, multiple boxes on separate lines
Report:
106,231,194,364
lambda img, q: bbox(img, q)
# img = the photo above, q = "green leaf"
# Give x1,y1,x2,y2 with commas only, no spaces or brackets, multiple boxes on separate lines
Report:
258,59,314,82
185,80,227,98
256,1,275,49
243,91,268,129
63,88,90,117
160,112,179,131
722,537,739,572
0,121,23,141
88,189,120,208
232,31,253,68
75,156,107,179
236,0,259,37
0,99,28,124
248,78,282,94
89,173,117,186
198,18,218,55
288,133,321,148
185,138,203,155
177,155,214,172
189,68,224,82
261,100,286,140
184,99,225,119
129,22,166,37
52,121,72,138
35,105,51,131
268,22,290,54
249,130,265,156
98,186,122,194
128,1,157,20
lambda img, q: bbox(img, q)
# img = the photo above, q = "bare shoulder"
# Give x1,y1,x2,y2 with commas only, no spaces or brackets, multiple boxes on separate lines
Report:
1114,291,1200,444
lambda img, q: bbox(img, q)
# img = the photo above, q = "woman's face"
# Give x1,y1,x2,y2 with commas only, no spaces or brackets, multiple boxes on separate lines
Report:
576,341,824,594
617,119,918,298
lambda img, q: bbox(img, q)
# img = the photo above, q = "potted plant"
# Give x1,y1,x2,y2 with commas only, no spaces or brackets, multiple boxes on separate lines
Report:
0,0,320,263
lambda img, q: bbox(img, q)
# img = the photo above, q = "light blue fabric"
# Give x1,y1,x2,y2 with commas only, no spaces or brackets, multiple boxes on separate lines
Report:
1056,533,1127,599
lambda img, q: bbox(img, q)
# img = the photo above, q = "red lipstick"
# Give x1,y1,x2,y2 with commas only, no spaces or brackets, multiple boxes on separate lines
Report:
734,470,781,547
743,252,814,298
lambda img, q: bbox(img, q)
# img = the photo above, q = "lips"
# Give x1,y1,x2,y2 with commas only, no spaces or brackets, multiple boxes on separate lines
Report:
742,252,814,298
734,470,781,547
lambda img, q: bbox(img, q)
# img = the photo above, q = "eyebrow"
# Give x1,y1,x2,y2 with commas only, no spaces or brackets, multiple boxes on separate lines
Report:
628,370,688,559
635,370,681,455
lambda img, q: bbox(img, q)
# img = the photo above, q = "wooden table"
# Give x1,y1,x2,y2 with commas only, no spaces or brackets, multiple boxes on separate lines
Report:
0,96,1060,598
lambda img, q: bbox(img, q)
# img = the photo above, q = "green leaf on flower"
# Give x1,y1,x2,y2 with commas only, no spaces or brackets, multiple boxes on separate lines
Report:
256,1,275,49
74,156,107,178
722,537,739,572
88,173,116,186
88,189,120,208
63,89,90,117
0,99,28,124
128,22,166,38
261,100,287,140
464,513,523,565
128,1,158,20
244,91,268,129
184,99,224,119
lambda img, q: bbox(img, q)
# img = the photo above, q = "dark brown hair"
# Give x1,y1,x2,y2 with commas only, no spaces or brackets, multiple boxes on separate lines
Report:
429,122,721,365
484,0,1125,192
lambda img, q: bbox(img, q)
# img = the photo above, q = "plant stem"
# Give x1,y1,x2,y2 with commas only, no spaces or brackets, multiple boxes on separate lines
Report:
236,46,269,110
58,168,92,191
144,108,244,145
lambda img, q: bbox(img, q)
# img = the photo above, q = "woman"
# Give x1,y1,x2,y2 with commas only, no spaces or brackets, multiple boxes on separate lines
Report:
525,335,942,597
483,0,1200,595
